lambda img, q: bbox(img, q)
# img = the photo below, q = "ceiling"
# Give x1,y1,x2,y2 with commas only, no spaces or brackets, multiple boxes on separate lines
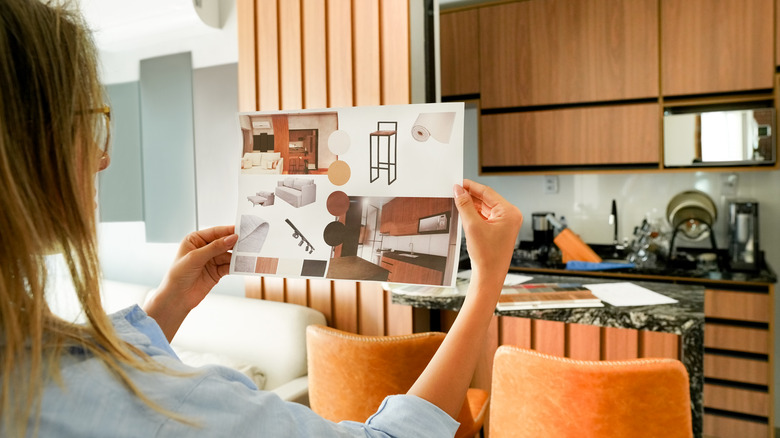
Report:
77,0,215,52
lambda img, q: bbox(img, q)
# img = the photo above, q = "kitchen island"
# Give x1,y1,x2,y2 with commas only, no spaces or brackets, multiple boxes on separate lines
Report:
387,273,705,437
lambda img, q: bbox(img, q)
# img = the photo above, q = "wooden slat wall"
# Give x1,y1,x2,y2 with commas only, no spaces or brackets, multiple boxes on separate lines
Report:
237,0,414,336
439,314,681,392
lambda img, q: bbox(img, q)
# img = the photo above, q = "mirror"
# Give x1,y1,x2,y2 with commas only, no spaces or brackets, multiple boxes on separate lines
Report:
663,107,775,167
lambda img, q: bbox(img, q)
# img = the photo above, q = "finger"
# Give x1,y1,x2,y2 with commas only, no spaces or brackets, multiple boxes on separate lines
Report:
194,225,236,245
186,233,238,268
453,184,482,228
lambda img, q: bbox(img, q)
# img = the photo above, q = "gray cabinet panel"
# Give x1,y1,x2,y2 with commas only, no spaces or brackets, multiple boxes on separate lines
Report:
139,52,197,243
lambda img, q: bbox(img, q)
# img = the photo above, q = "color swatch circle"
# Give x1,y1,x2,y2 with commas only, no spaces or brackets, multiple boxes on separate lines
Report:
327,160,351,186
323,221,346,247
326,191,350,216
328,130,351,155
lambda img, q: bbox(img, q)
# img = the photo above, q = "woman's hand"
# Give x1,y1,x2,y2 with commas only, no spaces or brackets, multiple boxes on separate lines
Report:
143,225,238,341
454,179,523,285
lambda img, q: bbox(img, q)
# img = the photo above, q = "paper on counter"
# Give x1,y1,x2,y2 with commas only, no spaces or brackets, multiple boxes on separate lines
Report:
585,282,678,307
457,270,533,286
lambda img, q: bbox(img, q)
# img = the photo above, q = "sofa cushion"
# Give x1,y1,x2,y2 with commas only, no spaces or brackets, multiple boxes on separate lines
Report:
292,178,312,191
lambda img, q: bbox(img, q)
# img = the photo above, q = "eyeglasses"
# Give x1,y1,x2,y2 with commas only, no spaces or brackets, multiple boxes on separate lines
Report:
79,106,111,156
93,106,111,156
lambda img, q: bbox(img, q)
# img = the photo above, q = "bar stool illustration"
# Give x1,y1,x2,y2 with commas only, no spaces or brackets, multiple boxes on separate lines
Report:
369,121,397,185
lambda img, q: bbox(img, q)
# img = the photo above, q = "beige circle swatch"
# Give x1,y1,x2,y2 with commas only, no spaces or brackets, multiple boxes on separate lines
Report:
328,130,351,155
328,160,351,186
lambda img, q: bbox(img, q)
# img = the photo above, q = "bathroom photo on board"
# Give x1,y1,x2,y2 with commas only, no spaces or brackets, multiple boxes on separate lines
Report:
229,102,465,287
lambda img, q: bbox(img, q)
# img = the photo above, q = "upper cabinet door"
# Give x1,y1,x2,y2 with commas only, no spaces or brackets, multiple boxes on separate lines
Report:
662,0,774,96
479,0,659,109
440,9,480,97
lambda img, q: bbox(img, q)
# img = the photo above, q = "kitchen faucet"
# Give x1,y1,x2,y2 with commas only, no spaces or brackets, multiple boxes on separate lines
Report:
409,242,414,255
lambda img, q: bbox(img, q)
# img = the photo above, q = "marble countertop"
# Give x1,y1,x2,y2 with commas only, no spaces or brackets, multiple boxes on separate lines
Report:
388,273,704,335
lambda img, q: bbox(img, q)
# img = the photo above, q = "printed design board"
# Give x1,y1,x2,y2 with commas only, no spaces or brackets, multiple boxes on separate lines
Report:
229,103,465,287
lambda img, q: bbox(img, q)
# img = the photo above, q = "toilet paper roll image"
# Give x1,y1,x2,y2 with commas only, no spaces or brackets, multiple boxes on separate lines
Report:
235,214,270,253
411,112,456,143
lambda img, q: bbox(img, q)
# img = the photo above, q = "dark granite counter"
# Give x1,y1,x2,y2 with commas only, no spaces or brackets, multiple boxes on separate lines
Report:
381,250,447,272
509,245,777,286
387,273,705,437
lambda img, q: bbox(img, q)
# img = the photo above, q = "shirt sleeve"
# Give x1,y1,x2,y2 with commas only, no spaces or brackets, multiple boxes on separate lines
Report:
155,369,460,438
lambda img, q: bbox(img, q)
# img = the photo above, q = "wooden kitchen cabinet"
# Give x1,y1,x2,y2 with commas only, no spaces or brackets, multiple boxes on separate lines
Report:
379,197,453,236
480,103,660,168
440,9,480,97
478,0,659,109
661,0,774,96
702,286,774,438
381,256,443,285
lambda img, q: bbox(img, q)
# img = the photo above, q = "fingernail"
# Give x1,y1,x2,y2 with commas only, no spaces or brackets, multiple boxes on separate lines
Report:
453,184,465,198
223,234,238,246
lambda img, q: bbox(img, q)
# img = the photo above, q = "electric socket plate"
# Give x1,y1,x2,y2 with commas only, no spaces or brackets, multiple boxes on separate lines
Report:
544,175,559,194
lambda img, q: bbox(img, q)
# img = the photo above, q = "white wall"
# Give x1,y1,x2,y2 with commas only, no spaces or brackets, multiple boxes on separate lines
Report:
96,0,243,296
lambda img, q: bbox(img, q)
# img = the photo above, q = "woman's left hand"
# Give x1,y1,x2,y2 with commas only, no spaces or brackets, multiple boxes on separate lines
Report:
143,225,238,341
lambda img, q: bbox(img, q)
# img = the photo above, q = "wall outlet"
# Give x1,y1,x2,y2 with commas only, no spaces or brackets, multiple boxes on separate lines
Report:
544,175,559,194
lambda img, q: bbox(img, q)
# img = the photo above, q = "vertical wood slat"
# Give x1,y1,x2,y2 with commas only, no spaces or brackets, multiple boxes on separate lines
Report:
602,327,639,360
278,0,303,110
285,278,309,307
499,316,531,349
532,319,565,356
380,0,410,104
333,280,358,333
385,290,413,336
358,282,385,336
302,0,328,108
263,277,285,302
639,330,680,359
237,0,257,111
353,0,381,106
309,279,333,325
245,277,263,299
257,0,279,110
327,0,354,107
566,323,601,360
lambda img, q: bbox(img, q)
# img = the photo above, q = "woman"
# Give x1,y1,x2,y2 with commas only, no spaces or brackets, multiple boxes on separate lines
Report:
0,1,523,436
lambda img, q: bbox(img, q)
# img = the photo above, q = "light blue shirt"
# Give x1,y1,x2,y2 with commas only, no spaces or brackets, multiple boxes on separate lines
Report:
32,306,459,437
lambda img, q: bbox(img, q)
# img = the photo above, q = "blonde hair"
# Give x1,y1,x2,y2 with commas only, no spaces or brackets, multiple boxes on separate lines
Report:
0,1,177,435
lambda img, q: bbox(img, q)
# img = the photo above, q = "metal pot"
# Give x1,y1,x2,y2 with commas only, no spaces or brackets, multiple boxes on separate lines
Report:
666,190,717,241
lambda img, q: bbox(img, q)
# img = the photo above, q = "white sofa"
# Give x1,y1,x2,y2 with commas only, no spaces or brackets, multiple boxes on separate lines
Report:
275,177,316,208
61,280,326,404
242,152,283,175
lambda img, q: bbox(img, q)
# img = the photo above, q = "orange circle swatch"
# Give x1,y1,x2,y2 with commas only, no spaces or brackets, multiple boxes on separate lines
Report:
328,160,351,186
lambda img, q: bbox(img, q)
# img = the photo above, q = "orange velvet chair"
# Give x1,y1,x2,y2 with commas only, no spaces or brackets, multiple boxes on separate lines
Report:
489,345,693,438
306,325,488,438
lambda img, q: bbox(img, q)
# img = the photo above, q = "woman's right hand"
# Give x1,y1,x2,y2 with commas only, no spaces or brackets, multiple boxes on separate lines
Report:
453,179,523,284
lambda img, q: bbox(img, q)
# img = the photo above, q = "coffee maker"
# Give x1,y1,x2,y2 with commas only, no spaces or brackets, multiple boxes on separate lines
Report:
728,199,761,271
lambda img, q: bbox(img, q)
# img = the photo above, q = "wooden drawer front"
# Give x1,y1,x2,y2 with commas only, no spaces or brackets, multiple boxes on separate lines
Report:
703,413,769,438
704,324,768,354
703,383,770,417
480,103,660,167
705,289,770,322
703,354,769,385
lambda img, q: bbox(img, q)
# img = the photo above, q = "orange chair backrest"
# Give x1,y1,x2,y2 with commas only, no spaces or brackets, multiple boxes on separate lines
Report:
306,324,445,423
490,345,693,438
